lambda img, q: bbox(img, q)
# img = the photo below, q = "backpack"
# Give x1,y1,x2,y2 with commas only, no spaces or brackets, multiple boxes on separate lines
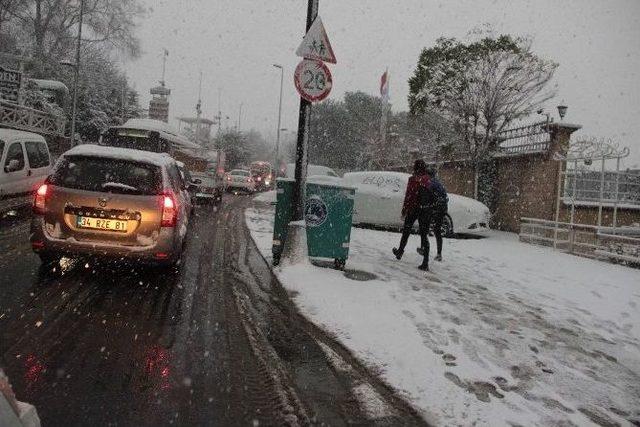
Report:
418,180,448,211
417,182,435,210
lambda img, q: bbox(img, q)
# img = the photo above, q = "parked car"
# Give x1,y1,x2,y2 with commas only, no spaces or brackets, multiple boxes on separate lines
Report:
342,171,490,236
0,129,52,213
225,169,255,193
30,144,193,267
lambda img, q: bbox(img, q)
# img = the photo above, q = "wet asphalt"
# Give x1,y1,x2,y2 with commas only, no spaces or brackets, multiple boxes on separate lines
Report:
0,196,425,426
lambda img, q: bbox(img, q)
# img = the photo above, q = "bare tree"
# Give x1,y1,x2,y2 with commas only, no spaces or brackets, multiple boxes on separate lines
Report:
4,0,143,73
409,35,557,197
444,48,556,159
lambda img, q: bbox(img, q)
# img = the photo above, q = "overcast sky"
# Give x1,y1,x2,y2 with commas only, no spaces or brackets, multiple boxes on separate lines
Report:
126,0,640,167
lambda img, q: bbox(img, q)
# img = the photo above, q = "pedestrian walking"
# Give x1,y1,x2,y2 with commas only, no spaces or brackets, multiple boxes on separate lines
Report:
417,168,449,262
392,159,431,270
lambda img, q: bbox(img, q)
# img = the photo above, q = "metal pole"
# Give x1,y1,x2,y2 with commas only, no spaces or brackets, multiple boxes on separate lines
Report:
376,68,388,170
217,88,222,135
613,157,621,231
196,71,202,144
291,0,318,221
597,156,605,227
569,160,577,253
238,103,243,132
553,160,563,249
69,0,84,145
121,74,127,123
571,160,577,224
161,50,167,87
274,64,284,176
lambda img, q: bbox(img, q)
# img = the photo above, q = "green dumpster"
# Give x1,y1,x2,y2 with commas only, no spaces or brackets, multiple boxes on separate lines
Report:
305,182,356,269
272,178,294,266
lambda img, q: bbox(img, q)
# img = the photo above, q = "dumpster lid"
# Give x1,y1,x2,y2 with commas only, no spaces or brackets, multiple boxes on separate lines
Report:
306,180,357,191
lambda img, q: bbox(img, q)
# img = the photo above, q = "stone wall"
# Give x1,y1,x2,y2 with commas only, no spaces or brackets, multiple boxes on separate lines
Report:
427,123,640,232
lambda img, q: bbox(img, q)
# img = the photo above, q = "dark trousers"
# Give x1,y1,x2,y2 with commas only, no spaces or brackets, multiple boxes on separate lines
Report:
424,209,444,256
398,208,429,260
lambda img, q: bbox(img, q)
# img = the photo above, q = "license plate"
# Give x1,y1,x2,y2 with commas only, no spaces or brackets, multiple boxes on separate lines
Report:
77,216,128,232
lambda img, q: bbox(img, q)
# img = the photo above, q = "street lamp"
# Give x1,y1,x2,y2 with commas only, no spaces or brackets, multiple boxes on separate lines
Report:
557,103,568,121
273,64,284,176
69,0,85,145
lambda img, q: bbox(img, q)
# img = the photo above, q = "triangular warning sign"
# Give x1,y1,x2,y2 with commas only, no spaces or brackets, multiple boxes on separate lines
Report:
295,17,336,64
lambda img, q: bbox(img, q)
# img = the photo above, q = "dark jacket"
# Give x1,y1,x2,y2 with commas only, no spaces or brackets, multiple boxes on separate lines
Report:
402,174,430,216
429,178,448,210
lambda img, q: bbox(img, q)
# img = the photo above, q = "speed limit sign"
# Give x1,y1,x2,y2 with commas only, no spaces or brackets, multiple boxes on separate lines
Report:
294,59,332,103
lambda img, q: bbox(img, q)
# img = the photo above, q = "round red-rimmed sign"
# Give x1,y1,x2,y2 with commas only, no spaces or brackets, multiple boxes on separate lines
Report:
294,59,332,103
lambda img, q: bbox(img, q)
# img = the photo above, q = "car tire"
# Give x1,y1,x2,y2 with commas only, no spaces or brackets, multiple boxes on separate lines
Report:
441,214,454,237
38,252,61,270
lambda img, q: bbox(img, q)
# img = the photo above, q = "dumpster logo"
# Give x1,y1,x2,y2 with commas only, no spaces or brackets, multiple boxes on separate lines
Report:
305,196,328,227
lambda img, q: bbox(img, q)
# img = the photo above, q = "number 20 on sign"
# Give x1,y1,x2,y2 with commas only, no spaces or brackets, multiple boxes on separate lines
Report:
294,59,332,103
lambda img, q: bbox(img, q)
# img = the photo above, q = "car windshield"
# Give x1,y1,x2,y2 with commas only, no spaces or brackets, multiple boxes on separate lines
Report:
231,170,249,176
49,156,162,195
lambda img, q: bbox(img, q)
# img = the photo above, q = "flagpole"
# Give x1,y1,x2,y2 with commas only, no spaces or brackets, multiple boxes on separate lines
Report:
377,68,389,170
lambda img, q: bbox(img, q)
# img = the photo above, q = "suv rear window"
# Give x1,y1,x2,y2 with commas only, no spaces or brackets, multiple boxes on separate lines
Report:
50,156,162,195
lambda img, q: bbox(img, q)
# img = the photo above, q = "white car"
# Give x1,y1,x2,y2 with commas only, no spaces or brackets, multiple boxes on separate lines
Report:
0,129,52,213
342,171,490,236
226,169,255,193
285,163,341,181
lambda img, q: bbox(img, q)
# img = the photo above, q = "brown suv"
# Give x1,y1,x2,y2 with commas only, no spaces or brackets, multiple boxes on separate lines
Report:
30,144,193,267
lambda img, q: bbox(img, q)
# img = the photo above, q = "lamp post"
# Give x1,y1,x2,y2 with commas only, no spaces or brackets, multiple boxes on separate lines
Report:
557,103,568,121
273,63,284,176
69,0,84,145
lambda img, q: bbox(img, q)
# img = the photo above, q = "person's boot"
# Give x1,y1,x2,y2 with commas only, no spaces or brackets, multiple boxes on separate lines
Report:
418,262,429,271
434,254,442,262
417,247,424,256
392,247,403,260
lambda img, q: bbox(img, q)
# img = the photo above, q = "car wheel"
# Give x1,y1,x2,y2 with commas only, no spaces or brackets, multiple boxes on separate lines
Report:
38,251,60,265
38,252,62,273
441,214,454,237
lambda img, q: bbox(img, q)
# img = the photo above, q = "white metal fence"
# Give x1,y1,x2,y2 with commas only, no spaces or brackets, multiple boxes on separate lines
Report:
520,217,640,266
563,169,640,207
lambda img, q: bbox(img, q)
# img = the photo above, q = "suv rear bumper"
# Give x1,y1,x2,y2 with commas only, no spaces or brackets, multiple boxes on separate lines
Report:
30,216,180,262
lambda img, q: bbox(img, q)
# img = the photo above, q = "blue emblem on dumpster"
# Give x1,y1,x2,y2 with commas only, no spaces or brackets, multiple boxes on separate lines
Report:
305,196,328,227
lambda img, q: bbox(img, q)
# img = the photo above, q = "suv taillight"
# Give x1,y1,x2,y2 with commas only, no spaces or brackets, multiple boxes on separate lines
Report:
33,184,48,214
161,193,177,227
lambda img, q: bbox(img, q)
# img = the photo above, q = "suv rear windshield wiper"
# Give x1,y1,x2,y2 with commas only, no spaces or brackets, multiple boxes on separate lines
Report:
101,182,141,194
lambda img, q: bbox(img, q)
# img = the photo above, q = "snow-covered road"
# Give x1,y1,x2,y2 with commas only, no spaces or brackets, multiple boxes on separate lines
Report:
246,201,640,427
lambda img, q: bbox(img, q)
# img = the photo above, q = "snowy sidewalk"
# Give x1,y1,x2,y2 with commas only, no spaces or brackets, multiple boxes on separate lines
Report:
246,200,640,426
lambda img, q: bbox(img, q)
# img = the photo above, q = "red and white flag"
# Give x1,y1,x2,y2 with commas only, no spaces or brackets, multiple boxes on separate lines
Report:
380,70,390,103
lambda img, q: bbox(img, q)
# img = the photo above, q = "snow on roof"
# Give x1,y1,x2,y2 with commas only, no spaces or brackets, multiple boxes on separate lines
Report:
0,128,47,142
117,118,200,150
286,163,338,178
62,144,175,167
176,117,216,125
28,79,69,94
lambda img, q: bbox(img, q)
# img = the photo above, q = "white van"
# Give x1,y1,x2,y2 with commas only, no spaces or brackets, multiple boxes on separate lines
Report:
0,129,52,212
